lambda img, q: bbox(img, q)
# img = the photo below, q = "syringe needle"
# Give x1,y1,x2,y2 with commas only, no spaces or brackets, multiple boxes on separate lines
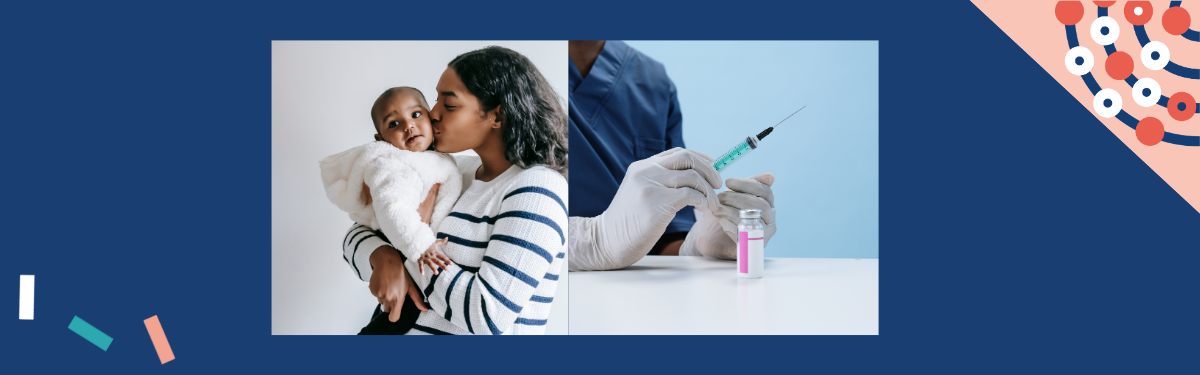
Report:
718,105,806,172
771,105,806,129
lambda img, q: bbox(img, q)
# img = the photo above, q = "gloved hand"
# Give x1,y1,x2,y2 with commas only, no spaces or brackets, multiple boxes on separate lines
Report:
680,173,776,259
569,148,723,271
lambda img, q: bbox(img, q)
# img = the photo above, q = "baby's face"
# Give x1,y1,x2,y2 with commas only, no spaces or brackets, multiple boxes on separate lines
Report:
373,91,434,152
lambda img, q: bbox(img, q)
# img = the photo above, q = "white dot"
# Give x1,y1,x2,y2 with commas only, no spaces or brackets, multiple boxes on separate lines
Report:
1135,7,1143,16
1093,89,1122,118
1090,17,1120,45
1065,46,1095,75
1141,41,1170,70
1132,78,1161,107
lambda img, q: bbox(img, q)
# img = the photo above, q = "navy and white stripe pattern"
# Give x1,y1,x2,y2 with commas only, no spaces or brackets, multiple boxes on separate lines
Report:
342,156,567,335
342,224,389,282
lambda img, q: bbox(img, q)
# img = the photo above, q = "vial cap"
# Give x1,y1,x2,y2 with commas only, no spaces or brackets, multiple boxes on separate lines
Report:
739,209,762,218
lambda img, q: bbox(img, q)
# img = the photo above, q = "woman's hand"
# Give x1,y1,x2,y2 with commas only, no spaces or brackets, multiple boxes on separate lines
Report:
368,245,428,322
416,183,441,224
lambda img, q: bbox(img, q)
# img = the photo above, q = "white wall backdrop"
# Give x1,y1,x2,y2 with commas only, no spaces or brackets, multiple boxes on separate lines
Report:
272,41,568,335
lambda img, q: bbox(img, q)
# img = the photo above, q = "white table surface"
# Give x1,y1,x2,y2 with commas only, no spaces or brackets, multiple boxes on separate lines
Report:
569,256,877,335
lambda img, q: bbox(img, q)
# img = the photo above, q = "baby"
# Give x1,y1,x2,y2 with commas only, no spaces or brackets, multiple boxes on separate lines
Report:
320,87,461,276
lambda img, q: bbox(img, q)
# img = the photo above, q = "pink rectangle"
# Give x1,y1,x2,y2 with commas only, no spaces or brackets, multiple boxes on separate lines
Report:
738,231,748,273
143,315,175,364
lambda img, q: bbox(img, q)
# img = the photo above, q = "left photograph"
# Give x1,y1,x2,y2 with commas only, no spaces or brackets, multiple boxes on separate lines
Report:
272,41,569,335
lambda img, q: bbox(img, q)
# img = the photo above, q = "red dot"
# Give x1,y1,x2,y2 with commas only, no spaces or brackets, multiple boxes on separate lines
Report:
1136,117,1164,146
1163,7,1191,36
1105,51,1134,80
1125,1,1154,26
1093,1,1115,7
1056,1,1084,25
1167,92,1195,121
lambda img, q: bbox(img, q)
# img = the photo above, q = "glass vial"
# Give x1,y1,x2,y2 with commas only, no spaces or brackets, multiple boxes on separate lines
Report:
737,209,764,278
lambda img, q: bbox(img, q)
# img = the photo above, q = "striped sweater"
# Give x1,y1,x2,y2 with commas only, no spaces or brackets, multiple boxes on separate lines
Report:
342,155,567,335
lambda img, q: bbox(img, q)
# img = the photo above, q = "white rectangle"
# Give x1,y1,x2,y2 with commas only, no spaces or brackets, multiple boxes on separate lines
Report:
19,275,34,320
570,257,878,335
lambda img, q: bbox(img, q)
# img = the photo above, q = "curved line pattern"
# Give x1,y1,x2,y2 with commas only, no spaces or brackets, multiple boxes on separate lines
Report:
1066,25,1080,49
1067,20,1200,146
1133,25,1200,79
1099,6,1200,112
1170,1,1200,41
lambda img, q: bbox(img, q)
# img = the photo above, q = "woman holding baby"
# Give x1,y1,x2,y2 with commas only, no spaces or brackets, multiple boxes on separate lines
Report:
343,46,568,335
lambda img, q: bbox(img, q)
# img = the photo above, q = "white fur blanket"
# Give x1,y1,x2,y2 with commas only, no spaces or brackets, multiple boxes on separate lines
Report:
319,141,462,261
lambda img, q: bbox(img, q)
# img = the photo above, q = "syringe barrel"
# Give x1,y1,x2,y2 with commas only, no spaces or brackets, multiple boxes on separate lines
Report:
712,135,758,172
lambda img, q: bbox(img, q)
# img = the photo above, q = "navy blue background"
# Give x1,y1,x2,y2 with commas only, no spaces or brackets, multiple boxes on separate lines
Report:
2,1,1197,373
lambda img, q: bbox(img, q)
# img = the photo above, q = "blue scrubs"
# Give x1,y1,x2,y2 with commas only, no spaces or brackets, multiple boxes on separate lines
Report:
568,40,695,237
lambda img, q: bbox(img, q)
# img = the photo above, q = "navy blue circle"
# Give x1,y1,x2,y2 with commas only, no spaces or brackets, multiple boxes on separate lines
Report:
1101,26,1109,35
1143,88,1152,97
1075,56,1084,65
1151,51,1160,60
1104,99,1113,108
1180,102,1188,111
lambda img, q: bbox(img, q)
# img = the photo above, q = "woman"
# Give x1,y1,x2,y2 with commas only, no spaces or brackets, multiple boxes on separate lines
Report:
342,46,568,335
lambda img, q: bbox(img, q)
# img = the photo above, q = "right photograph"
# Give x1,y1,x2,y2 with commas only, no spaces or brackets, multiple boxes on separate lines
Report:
567,40,878,335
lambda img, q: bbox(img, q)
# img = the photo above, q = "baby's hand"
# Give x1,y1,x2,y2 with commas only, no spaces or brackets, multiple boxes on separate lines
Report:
418,237,452,275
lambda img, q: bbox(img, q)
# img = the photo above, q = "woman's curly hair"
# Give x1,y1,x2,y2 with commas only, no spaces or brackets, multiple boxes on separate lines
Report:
449,46,568,176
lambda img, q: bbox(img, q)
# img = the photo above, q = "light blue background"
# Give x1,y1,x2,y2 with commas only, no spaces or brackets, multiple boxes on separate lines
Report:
626,41,879,259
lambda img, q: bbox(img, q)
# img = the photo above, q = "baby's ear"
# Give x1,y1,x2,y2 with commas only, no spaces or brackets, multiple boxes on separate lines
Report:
373,134,384,142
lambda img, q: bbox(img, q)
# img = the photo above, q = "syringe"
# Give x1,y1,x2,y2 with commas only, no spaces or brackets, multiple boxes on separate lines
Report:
712,106,805,172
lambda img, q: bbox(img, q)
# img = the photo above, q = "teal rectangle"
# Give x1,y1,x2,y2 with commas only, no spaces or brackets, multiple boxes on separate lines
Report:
68,316,113,351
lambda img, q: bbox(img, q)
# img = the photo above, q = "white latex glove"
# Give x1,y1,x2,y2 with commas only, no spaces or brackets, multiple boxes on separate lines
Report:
569,148,723,271
680,173,776,259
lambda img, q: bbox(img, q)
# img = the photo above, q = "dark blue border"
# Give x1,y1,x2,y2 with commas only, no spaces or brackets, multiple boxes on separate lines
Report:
1,1,1197,373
